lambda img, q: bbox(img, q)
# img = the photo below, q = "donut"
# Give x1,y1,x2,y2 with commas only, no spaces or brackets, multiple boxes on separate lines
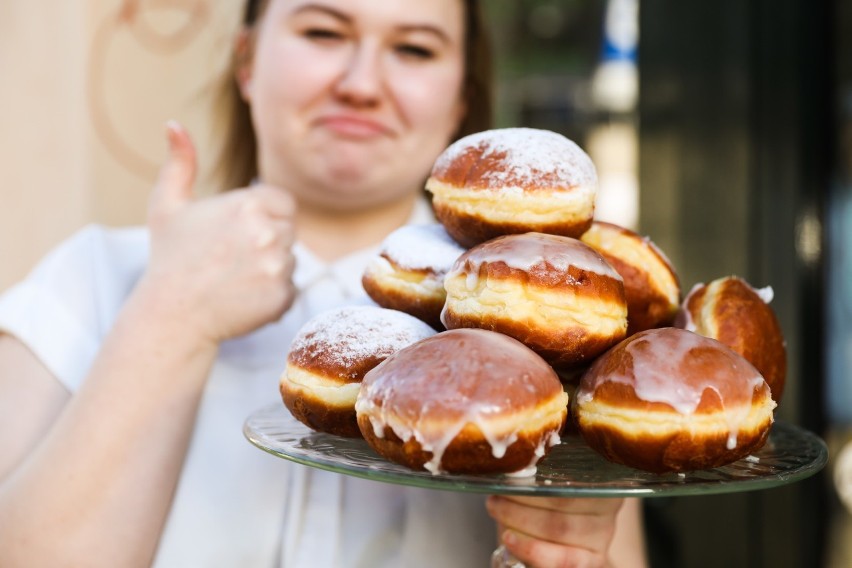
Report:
425,127,597,248
441,232,628,371
355,328,569,475
362,224,465,329
580,221,680,335
573,327,776,473
675,276,787,403
281,305,436,437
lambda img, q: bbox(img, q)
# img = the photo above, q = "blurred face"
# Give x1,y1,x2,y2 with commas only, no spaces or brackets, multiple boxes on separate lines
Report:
240,0,467,211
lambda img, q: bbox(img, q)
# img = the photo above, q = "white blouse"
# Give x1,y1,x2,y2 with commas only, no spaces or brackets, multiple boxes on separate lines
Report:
0,202,495,567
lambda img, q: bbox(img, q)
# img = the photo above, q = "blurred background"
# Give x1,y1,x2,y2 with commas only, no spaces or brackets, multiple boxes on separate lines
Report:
0,1,848,565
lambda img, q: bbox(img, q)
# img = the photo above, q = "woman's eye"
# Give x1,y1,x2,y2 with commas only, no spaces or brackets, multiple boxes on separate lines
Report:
395,44,435,60
303,28,344,41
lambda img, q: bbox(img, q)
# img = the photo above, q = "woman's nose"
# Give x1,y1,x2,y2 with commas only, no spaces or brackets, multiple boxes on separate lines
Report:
333,43,383,107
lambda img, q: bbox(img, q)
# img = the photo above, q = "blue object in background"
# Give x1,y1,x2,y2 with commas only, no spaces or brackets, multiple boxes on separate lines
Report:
600,0,638,64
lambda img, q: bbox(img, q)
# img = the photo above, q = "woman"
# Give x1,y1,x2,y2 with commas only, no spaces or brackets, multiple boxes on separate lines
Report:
0,1,646,566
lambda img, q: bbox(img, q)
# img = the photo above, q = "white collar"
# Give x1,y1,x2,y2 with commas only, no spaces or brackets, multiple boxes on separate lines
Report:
217,198,436,368
291,197,435,296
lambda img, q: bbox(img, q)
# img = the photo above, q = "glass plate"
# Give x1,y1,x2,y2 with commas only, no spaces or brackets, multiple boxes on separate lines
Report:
244,403,828,497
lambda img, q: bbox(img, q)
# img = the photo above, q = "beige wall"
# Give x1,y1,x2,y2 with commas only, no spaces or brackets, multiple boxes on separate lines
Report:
0,0,241,292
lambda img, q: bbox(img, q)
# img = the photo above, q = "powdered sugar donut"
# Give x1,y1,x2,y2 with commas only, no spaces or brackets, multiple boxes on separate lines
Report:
355,328,569,475
362,224,465,329
425,128,598,248
281,305,436,437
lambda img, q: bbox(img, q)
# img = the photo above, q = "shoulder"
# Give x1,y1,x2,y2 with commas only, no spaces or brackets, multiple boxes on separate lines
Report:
35,224,148,276
25,222,149,319
0,224,150,391
26,224,148,297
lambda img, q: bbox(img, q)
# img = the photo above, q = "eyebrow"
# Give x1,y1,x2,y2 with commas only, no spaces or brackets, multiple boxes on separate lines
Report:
291,3,352,24
397,24,452,46
290,3,453,46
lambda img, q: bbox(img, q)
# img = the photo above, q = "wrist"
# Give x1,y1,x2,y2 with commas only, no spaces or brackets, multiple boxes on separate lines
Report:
123,275,221,357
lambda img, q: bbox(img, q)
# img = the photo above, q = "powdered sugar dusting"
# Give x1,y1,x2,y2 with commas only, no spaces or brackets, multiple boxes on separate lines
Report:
288,305,435,371
380,224,465,272
432,127,597,189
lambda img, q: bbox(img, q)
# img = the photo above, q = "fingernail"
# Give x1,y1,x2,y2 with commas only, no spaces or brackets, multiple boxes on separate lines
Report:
165,120,182,144
502,529,518,547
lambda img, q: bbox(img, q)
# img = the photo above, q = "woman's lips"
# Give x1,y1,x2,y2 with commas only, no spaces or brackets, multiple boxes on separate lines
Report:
317,115,393,139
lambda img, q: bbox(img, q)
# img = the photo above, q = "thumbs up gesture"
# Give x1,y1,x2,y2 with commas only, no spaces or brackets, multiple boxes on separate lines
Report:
141,122,297,345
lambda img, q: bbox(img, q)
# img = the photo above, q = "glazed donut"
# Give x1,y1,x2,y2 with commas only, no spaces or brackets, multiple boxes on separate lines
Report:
362,224,465,329
574,327,776,473
425,128,597,248
441,232,628,371
675,276,787,403
281,305,436,437
355,328,568,475
580,221,680,335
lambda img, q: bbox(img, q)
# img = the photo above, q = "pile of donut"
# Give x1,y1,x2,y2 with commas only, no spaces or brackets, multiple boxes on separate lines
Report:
280,127,787,476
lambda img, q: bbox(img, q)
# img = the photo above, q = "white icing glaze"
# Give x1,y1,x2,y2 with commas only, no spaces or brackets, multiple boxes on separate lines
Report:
446,233,622,282
754,285,774,304
379,223,465,272
465,269,479,291
678,283,705,332
504,465,538,478
548,430,561,448
578,328,769,448
355,328,567,474
432,127,597,189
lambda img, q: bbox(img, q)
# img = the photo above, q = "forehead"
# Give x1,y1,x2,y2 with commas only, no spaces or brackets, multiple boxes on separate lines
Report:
268,0,465,36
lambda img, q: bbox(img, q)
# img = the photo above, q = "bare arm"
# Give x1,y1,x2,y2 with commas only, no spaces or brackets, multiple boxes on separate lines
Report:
0,124,296,567
0,336,70,483
0,306,217,567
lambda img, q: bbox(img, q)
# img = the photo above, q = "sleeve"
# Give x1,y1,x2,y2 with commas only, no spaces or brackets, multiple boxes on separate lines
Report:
0,224,148,392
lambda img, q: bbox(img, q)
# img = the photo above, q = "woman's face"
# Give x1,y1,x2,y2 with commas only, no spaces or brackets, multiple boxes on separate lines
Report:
241,0,467,211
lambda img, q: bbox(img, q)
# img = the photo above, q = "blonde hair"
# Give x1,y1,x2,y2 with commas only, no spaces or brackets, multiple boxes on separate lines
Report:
212,0,493,192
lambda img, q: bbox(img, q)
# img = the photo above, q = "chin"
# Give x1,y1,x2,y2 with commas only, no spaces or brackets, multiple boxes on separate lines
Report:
303,177,410,213
281,140,425,210
323,164,418,205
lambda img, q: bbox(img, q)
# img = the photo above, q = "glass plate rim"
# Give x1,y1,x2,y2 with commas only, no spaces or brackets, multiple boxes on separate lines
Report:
244,403,828,498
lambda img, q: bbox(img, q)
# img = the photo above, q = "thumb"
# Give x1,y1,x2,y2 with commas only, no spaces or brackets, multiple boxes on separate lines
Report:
149,120,198,220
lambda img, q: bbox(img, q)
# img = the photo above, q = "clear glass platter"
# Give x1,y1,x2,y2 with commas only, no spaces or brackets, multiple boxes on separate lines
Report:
244,403,828,497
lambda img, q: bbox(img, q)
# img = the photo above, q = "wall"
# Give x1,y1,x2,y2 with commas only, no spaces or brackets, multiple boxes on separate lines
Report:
0,0,241,292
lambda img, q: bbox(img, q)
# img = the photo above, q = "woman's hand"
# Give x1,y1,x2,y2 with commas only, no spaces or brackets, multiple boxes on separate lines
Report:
140,122,297,345
487,495,625,568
